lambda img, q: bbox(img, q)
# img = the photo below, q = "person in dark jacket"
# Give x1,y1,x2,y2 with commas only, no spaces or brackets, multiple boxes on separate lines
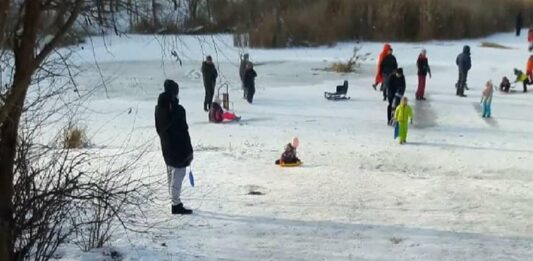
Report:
415,49,431,100
240,53,252,98
201,55,218,111
455,45,471,97
516,12,523,37
243,63,257,104
387,68,406,125
380,47,398,101
155,79,194,215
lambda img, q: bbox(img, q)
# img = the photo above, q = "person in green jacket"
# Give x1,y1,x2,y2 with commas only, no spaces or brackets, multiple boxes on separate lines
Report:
394,97,414,145
514,68,530,92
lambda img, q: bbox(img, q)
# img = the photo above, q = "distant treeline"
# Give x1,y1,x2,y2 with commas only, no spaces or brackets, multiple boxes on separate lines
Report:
201,0,533,48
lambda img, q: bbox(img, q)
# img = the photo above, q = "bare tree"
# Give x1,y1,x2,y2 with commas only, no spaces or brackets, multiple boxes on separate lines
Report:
0,1,154,260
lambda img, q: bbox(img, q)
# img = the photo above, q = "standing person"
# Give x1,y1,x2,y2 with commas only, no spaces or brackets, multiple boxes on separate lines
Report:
380,46,398,101
516,12,523,37
373,44,392,90
387,68,405,125
526,55,533,93
480,81,494,118
415,49,432,100
201,55,218,112
155,79,194,215
243,63,257,104
455,45,471,97
394,96,414,145
240,53,252,98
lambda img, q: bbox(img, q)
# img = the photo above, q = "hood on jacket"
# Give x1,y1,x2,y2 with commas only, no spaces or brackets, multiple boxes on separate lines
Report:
157,92,171,108
463,45,471,55
382,44,392,54
164,79,179,96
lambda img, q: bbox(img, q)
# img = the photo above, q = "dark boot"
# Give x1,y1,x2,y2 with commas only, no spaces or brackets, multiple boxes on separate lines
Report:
172,203,193,215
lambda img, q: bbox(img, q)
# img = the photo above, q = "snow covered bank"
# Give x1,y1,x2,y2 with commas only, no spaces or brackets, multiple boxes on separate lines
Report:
56,31,533,260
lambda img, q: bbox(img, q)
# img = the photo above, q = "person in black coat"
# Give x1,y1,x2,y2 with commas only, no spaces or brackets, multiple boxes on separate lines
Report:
516,11,523,37
243,63,257,104
456,45,471,97
387,68,406,125
380,48,398,101
201,55,218,111
155,79,193,215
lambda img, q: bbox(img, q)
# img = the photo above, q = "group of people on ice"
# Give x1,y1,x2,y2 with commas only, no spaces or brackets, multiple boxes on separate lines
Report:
201,54,257,124
155,28,533,214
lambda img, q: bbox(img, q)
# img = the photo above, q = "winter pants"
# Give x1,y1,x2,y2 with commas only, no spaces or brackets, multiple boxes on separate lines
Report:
167,166,186,205
416,75,427,99
398,121,409,143
204,84,215,111
387,96,395,124
223,112,238,121
246,86,255,104
456,71,468,96
382,73,390,100
482,101,492,118
523,79,531,92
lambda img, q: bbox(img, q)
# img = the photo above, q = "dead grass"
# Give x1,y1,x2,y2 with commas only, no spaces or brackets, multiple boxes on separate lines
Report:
63,125,89,149
480,42,514,49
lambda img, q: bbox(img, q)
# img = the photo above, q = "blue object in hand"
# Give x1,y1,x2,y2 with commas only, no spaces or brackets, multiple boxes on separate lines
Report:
189,171,195,187
394,122,399,139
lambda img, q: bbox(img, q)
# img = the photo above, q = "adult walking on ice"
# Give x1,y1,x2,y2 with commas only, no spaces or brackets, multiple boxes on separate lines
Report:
373,44,392,91
244,63,257,104
201,55,218,112
380,45,398,101
516,11,523,37
456,45,471,97
416,49,431,100
155,79,194,215
240,53,252,98
387,68,405,125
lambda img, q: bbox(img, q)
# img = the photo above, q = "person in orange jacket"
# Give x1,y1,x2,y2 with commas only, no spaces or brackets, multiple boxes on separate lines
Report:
526,55,533,92
373,44,392,91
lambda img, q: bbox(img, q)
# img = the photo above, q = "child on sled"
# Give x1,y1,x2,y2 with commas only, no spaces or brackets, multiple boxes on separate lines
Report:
275,137,302,166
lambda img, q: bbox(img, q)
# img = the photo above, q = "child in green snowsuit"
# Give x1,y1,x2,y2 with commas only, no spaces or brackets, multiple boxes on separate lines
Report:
394,97,414,144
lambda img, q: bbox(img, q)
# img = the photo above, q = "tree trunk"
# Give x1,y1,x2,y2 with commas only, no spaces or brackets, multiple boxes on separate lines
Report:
0,0,9,47
152,0,160,28
0,1,41,260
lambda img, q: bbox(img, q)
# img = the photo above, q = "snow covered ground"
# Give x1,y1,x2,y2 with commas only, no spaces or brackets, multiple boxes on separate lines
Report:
55,31,533,260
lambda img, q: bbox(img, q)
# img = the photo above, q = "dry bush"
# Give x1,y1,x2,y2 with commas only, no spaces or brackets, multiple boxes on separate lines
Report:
63,125,89,149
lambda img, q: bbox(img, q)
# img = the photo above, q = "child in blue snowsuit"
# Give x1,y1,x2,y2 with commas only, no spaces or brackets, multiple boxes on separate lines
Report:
481,81,494,118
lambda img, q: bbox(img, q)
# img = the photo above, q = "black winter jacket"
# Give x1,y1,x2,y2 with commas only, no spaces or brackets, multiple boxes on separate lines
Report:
201,62,218,88
417,55,431,76
380,54,398,76
456,46,471,73
388,74,406,99
155,92,193,168
244,68,257,89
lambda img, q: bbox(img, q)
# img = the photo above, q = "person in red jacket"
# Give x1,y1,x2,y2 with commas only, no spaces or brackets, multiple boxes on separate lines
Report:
525,55,533,92
528,29,533,51
373,44,392,90
415,49,432,100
